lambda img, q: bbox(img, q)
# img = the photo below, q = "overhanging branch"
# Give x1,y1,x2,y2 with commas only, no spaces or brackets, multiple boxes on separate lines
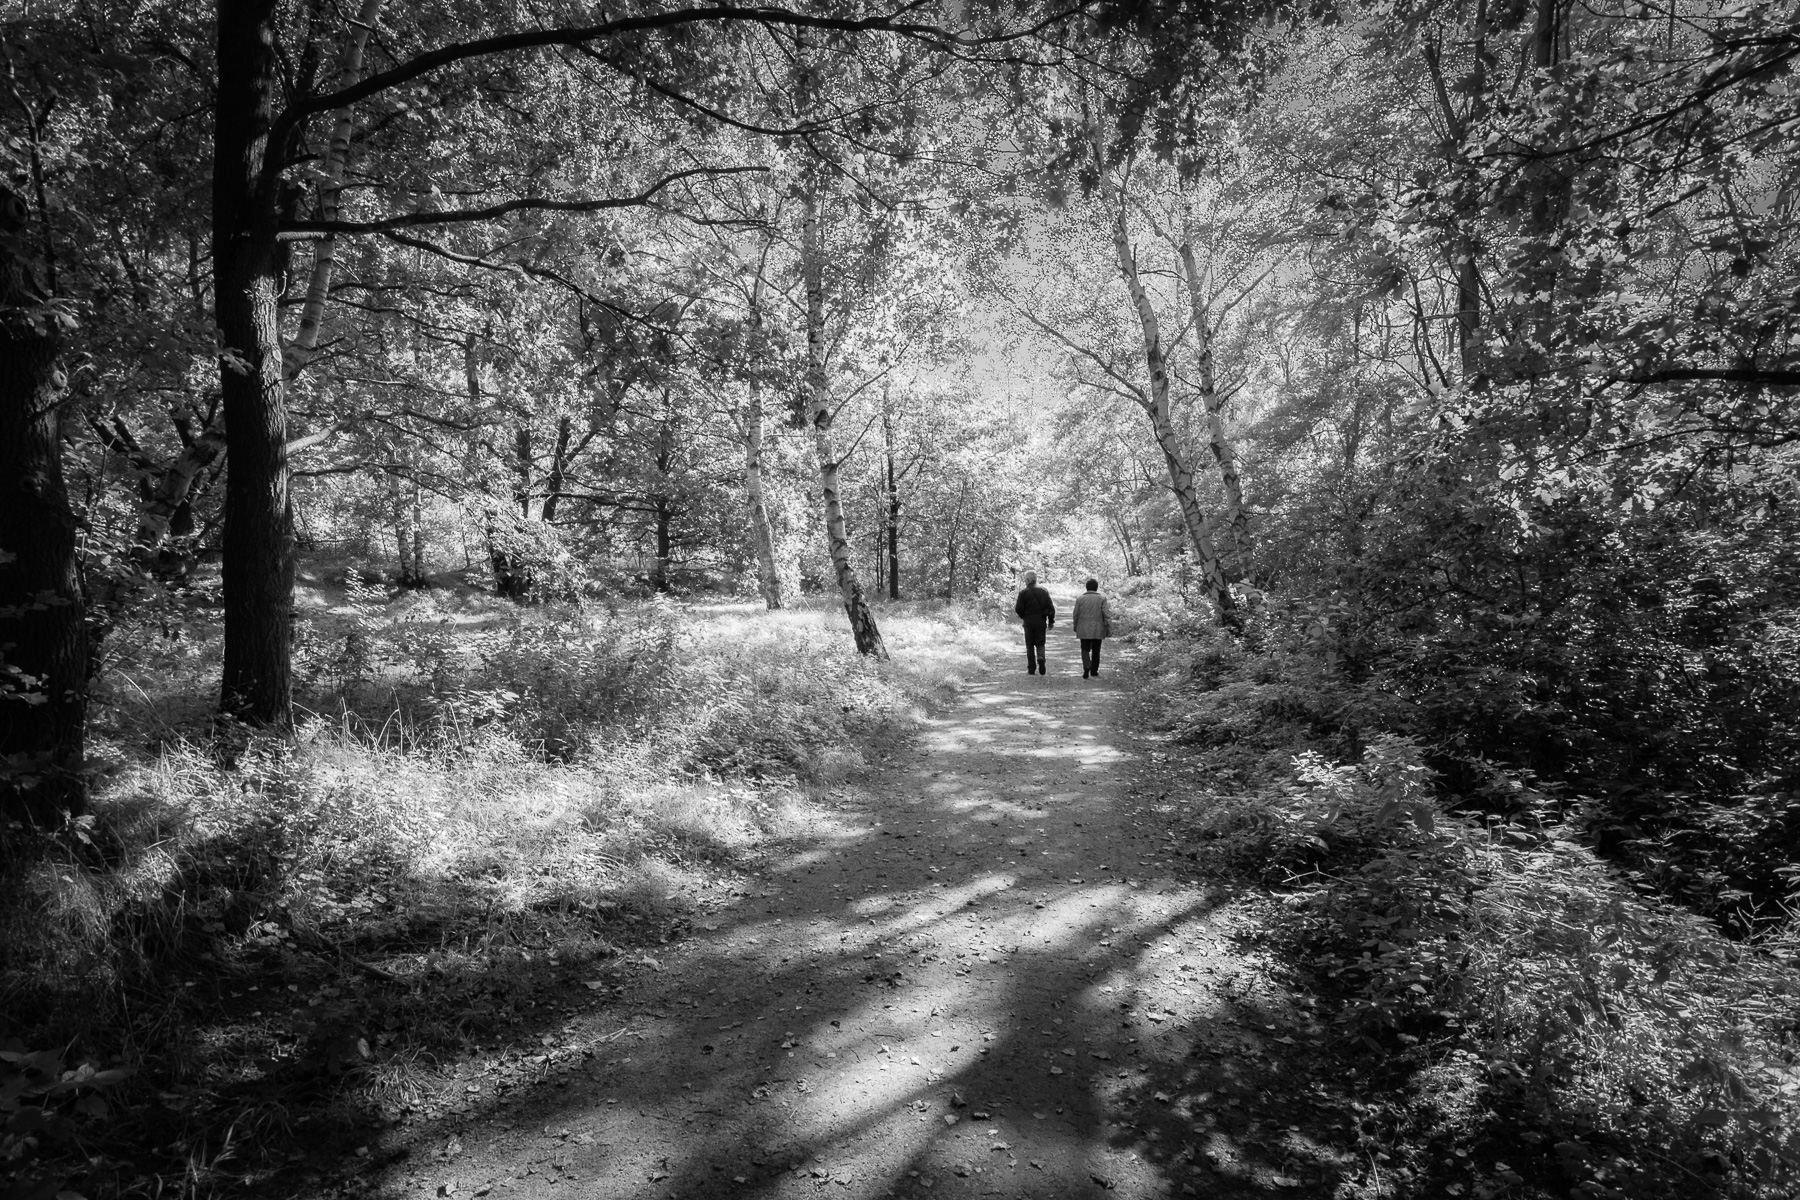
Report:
281,166,768,235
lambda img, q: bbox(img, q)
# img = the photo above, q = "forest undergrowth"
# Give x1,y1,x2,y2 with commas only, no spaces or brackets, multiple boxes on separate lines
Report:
0,581,1003,1200
1130,594,1800,1200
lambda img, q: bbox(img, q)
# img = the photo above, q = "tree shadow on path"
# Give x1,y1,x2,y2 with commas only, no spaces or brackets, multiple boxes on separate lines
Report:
352,627,1365,1200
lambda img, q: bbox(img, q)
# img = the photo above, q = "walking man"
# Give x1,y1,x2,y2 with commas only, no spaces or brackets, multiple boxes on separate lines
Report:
1072,577,1113,679
1014,570,1056,675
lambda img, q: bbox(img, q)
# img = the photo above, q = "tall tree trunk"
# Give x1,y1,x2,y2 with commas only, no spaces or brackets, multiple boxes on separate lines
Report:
652,497,672,593
1421,0,1489,382
882,400,901,600
0,187,87,824
467,334,527,601
1176,237,1250,576
215,0,296,727
284,0,381,378
512,425,532,518
1107,191,1238,628
943,492,963,602
1110,515,1140,576
742,378,783,609
1523,0,1567,366
409,476,426,585
801,188,888,658
390,453,421,587
540,415,572,523
739,273,783,610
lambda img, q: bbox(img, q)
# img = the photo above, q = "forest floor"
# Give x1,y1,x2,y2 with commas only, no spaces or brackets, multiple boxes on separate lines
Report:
327,619,1369,1200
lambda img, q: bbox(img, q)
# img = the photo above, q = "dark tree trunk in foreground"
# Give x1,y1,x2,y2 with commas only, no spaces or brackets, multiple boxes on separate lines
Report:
0,187,87,824
214,0,295,727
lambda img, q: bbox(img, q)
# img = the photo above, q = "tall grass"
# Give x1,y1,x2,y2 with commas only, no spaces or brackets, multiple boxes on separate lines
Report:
0,589,1006,1197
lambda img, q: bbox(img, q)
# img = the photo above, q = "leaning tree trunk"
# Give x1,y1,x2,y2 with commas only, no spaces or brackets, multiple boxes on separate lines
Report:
214,0,296,727
0,187,87,825
801,190,887,659
742,378,784,609
1176,239,1250,575
1108,195,1238,628
134,424,226,565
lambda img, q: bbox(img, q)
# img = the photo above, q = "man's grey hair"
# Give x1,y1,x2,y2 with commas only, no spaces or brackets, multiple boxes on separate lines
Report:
1023,571,1037,585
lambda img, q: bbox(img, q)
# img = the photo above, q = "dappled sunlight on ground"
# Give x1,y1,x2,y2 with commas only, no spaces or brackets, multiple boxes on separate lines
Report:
356,622,1349,1200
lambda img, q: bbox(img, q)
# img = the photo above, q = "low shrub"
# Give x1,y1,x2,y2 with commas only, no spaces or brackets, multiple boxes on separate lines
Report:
1140,606,1800,1199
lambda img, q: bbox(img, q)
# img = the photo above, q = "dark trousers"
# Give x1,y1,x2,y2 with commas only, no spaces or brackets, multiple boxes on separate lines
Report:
1024,624,1047,673
1081,638,1102,676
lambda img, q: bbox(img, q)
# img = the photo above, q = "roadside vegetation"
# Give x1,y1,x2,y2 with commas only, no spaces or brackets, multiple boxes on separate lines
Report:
1127,588,1800,1200
1,579,1002,1199
5,0,1799,1198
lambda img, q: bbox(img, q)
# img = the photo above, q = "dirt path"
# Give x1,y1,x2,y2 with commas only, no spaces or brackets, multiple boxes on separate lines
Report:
369,625,1349,1199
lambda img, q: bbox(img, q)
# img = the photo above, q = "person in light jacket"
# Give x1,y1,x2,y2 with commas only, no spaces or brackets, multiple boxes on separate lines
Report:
1072,577,1113,679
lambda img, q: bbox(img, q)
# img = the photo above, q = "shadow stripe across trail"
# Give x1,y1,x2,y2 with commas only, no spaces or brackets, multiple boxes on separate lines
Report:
370,622,1337,1200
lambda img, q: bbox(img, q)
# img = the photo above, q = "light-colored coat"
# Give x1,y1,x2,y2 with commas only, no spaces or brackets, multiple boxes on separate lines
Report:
1072,592,1112,640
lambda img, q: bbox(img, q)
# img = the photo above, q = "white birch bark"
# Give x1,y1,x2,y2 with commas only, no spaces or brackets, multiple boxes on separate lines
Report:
739,275,783,609
1176,237,1249,573
283,0,381,379
802,188,888,659
1106,188,1239,627
742,377,783,609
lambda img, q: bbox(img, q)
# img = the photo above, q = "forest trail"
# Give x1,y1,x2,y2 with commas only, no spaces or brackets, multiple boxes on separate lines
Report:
372,621,1344,1200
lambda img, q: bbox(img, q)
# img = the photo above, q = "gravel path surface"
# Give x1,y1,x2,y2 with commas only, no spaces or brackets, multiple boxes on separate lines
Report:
373,628,1345,1200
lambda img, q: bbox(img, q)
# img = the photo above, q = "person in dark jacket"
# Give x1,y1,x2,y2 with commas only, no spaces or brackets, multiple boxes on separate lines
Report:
1071,577,1113,678
1014,571,1056,675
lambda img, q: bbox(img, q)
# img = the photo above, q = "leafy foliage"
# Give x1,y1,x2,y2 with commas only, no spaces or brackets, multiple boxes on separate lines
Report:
1141,604,1800,1199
